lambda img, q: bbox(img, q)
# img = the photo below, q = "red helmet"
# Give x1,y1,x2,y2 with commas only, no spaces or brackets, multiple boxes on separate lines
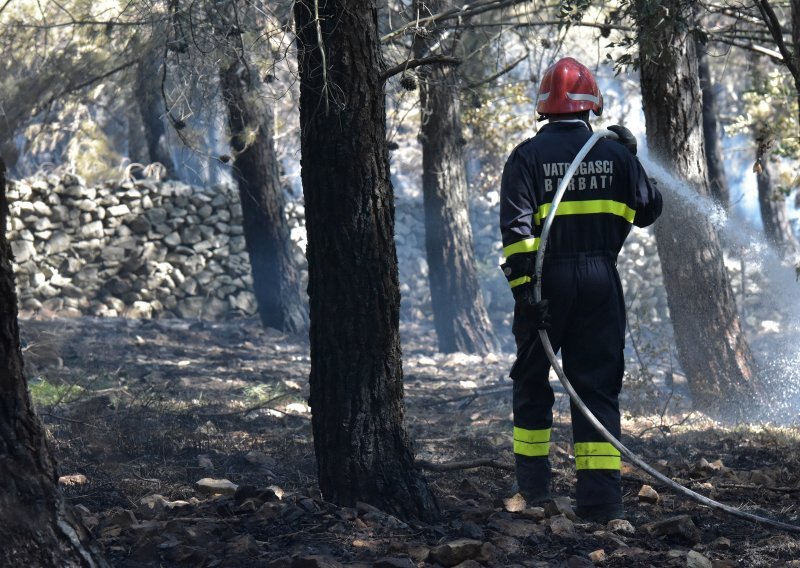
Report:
536,57,603,116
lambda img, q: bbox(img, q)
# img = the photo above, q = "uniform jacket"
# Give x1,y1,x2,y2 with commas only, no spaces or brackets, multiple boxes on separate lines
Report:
500,121,662,278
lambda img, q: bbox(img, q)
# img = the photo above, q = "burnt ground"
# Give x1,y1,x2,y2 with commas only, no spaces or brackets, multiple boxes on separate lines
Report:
20,315,800,567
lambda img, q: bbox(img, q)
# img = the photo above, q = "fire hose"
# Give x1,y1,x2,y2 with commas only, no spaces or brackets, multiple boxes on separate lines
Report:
533,128,800,532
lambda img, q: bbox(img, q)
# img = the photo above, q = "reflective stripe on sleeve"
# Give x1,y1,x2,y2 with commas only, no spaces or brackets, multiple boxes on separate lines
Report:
508,276,532,289
534,200,636,225
574,442,621,470
503,237,539,258
513,426,551,457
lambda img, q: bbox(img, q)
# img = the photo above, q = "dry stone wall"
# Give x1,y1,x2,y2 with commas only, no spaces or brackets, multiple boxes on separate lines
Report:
7,172,670,346
8,173,265,320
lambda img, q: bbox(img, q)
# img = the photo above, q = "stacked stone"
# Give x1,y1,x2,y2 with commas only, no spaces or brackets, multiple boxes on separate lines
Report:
7,170,672,330
8,173,259,320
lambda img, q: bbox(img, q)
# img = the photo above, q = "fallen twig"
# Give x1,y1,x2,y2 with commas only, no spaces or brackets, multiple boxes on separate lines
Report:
194,394,294,418
417,458,514,472
39,412,97,427
422,386,511,407
717,483,800,494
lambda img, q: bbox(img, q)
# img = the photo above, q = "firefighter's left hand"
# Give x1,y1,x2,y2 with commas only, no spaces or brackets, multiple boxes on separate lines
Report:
520,298,551,330
608,125,637,156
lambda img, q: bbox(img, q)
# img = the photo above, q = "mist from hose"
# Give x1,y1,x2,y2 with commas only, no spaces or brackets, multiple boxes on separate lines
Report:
639,152,800,425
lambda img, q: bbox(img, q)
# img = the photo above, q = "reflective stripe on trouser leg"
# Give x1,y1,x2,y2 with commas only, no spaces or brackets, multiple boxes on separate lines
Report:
513,426,552,500
514,427,551,457
574,442,620,470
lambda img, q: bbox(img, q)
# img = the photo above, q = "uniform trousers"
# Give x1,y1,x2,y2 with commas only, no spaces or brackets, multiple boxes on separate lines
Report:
510,252,625,507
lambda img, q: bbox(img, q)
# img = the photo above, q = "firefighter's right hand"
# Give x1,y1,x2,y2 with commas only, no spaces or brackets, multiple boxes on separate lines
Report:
519,297,552,330
608,125,637,156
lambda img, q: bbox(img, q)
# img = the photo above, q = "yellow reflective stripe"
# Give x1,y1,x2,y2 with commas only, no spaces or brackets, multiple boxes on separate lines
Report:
574,442,621,470
513,427,551,457
508,276,531,289
515,427,551,443
503,237,539,257
576,456,621,470
535,200,636,224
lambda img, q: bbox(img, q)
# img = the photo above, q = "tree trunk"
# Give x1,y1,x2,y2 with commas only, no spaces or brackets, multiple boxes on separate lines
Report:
755,136,798,256
134,52,177,178
413,7,497,354
294,0,440,521
792,0,800,132
127,93,150,169
0,160,106,567
636,0,763,420
696,39,730,208
220,60,307,333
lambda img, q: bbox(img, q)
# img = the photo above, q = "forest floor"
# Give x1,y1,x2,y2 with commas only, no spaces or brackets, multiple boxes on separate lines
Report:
20,315,800,567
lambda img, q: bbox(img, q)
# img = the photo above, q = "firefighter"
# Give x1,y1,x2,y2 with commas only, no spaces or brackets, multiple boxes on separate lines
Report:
499,57,662,522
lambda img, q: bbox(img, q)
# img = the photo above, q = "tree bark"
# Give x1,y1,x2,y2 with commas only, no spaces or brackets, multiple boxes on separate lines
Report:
127,93,150,169
696,39,730,208
792,0,800,132
755,134,798,256
294,0,439,521
0,160,106,566
413,4,497,354
220,60,307,333
636,0,763,420
134,51,177,178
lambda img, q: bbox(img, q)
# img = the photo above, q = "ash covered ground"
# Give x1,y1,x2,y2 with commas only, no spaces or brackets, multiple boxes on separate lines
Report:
21,315,800,567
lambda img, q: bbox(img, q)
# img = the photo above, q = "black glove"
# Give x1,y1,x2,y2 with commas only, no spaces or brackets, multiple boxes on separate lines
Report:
607,124,637,156
518,293,551,330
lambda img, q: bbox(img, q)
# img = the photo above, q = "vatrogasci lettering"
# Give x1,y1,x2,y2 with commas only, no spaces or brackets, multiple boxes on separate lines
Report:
542,159,614,192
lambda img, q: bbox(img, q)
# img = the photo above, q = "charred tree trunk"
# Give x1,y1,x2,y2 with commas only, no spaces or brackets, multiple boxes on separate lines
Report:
696,40,730,208
413,11,497,354
294,0,439,521
134,52,176,178
636,0,763,420
220,61,307,333
755,134,798,256
0,160,106,566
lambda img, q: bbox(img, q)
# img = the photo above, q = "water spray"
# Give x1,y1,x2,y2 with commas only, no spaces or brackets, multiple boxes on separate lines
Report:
535,129,800,532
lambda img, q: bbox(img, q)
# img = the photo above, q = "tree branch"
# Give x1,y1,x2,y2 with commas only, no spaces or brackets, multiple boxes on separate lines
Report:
707,31,785,63
416,458,515,472
463,52,527,89
40,59,138,110
381,0,533,42
381,55,461,82
754,0,799,78
6,18,160,29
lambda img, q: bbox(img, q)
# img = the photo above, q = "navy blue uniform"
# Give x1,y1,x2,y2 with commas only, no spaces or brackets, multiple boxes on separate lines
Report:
499,120,662,509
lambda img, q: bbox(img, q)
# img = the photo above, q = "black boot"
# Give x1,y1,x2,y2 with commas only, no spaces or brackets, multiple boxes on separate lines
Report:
515,455,552,505
575,502,625,523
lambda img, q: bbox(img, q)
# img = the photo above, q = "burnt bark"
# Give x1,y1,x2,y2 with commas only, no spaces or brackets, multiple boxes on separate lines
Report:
755,135,798,256
413,6,497,354
220,60,307,333
134,52,176,178
636,0,763,420
0,160,106,566
696,40,730,208
294,0,439,521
